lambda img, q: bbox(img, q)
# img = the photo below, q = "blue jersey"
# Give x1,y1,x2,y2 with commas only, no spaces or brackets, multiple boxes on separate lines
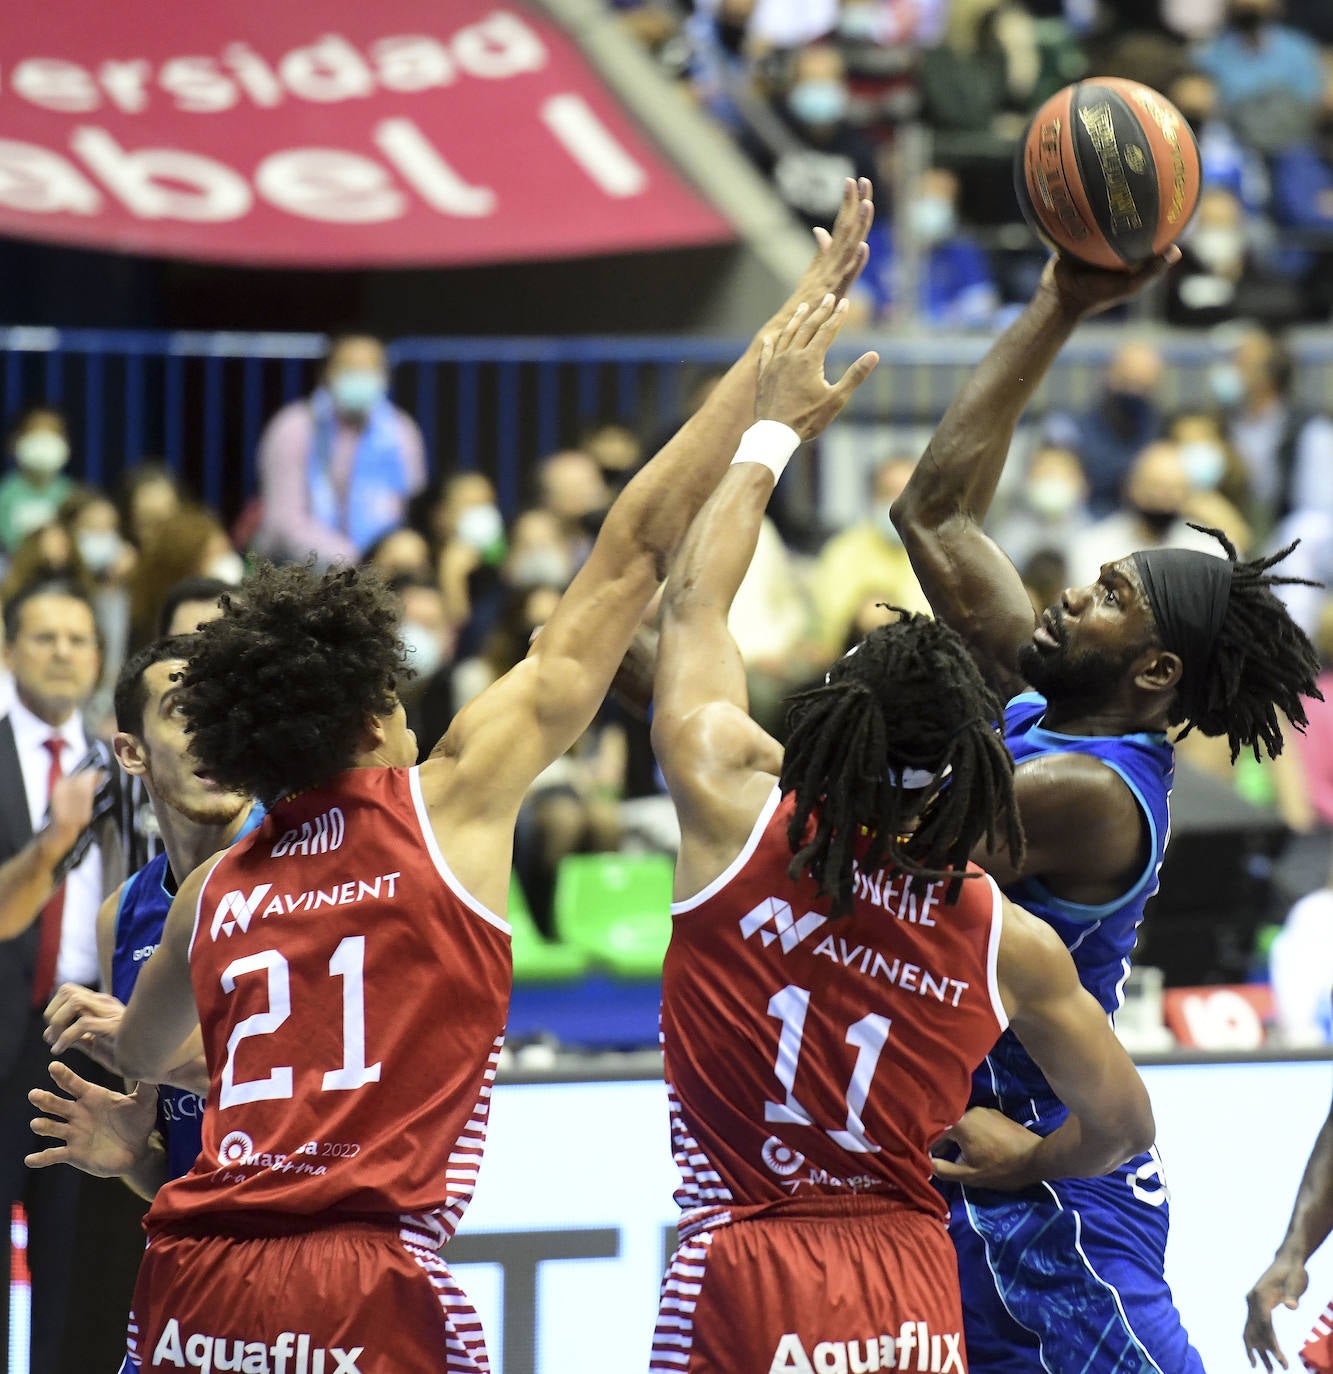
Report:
975,692,1173,1127
110,806,265,1182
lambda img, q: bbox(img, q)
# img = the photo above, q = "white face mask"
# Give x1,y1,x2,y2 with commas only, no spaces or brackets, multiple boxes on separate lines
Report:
14,431,69,477
206,551,245,585
1209,362,1246,408
908,195,957,246
1179,440,1227,489
873,502,903,545
511,547,570,589
76,529,123,575
1190,226,1244,272
1026,478,1082,519
456,503,505,553
400,622,446,679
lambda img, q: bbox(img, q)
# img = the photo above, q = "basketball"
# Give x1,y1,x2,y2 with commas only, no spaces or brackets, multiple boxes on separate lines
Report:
1016,77,1202,271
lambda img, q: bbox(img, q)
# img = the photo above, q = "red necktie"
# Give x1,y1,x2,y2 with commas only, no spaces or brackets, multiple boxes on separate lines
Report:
31,738,66,1009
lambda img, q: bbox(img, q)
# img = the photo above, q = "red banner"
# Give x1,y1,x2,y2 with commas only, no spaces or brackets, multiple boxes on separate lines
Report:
0,2,732,267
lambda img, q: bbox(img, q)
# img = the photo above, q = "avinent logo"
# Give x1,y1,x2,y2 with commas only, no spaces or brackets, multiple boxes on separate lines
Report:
739,897,826,955
210,885,273,941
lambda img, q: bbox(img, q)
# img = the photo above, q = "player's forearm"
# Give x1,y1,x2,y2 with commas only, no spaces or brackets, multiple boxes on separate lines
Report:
893,284,1080,532
663,463,775,629
0,831,73,940
1014,1105,1153,1186
1274,1106,1333,1263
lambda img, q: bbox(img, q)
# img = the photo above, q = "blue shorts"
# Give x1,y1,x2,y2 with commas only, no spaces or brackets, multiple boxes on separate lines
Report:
945,1148,1205,1373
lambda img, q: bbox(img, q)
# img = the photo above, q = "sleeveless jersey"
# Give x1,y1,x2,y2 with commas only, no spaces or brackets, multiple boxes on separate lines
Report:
111,805,266,1182
975,691,1174,1128
662,786,1007,1228
146,766,511,1235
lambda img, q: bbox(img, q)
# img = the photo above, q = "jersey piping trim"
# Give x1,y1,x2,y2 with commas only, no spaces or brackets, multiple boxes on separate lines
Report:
985,875,1009,1034
408,767,511,937
670,785,784,915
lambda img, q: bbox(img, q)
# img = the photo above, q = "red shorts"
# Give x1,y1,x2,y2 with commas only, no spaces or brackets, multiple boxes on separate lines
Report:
651,1198,966,1374
126,1214,488,1374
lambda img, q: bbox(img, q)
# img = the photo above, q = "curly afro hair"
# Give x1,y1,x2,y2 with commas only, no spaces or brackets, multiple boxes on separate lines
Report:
176,561,407,804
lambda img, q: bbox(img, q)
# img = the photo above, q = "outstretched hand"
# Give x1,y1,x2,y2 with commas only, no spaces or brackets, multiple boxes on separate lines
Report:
794,177,875,307
756,294,878,441
1244,1254,1309,1372
1039,246,1181,320
26,1061,157,1179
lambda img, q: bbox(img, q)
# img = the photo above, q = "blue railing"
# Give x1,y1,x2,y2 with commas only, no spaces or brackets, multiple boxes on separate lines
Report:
4,326,1333,518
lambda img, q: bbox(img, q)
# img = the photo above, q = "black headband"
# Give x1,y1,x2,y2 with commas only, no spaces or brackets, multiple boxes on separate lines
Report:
1130,547,1234,719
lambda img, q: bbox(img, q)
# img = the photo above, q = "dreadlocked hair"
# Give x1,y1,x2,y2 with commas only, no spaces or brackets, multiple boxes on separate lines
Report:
1171,528,1324,761
779,612,1024,918
175,561,407,805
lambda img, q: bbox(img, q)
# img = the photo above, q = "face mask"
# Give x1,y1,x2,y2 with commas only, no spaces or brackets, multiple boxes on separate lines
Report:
400,622,446,679
1131,504,1180,537
1209,362,1246,408
788,80,849,128
206,551,246,585
14,431,69,477
511,547,570,589
1179,440,1227,490
456,503,506,559
76,529,123,575
873,502,903,545
330,370,387,415
1191,226,1244,272
1027,478,1081,519
909,195,957,246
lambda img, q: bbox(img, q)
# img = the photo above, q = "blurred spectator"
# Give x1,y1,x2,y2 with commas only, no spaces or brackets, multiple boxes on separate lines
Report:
389,571,457,759
1293,598,1333,826
60,488,133,722
1195,0,1324,154
810,456,930,656
1168,70,1268,208
254,334,426,568
129,505,242,652
864,167,1000,327
1210,326,1333,530
727,516,818,734
918,0,1043,134
1045,342,1164,516
1165,186,1310,328
504,510,576,593
1065,441,1239,580
1269,866,1333,1045
117,462,183,553
580,421,644,493
991,442,1092,569
1166,409,1254,515
536,450,610,572
746,42,880,230
364,526,434,584
157,576,233,638
0,524,90,606
683,0,761,129
0,409,73,555
1019,547,1071,617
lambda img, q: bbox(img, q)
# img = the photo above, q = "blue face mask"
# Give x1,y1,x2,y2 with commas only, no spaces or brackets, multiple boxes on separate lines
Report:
788,80,849,127
1208,362,1245,409
330,369,387,415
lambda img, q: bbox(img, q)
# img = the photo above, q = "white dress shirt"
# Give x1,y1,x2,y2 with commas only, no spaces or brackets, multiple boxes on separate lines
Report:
7,696,102,988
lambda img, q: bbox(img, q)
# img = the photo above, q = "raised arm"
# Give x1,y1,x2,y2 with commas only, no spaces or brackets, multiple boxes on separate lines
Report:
1244,1087,1333,1371
652,297,877,894
423,184,877,903
890,255,1171,697
935,894,1154,1189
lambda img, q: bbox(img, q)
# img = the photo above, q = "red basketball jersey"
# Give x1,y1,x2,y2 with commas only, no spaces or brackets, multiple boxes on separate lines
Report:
662,786,1006,1224
148,766,511,1237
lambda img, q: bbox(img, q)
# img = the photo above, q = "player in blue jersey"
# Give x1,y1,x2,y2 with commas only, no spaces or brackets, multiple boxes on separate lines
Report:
26,635,262,1197
893,253,1323,1371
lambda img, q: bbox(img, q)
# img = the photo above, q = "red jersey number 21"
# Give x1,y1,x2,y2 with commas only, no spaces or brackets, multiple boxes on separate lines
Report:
219,935,382,1110
766,985,891,1153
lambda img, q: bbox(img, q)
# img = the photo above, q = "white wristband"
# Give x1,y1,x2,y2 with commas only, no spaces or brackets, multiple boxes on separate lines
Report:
730,420,801,481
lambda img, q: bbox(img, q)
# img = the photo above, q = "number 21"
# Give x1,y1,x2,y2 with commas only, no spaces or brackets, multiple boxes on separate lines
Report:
219,936,382,1111
766,985,891,1153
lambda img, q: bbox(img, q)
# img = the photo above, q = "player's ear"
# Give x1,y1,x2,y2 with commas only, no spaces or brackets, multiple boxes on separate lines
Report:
1133,647,1182,696
113,731,147,777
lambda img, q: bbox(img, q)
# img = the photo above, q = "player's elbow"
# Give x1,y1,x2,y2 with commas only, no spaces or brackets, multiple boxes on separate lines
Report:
1093,1080,1155,1169
116,1027,165,1085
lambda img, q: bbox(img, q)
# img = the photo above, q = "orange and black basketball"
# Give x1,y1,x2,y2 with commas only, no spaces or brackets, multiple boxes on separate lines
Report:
1016,77,1201,271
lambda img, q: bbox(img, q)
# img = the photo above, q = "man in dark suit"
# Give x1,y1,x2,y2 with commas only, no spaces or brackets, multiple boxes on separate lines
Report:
0,578,113,1372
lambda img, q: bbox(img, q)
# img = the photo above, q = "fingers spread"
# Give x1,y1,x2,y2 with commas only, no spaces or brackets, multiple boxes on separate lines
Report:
794,294,837,349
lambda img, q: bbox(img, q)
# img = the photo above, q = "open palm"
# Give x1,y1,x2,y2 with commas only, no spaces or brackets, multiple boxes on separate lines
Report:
26,1061,157,1179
